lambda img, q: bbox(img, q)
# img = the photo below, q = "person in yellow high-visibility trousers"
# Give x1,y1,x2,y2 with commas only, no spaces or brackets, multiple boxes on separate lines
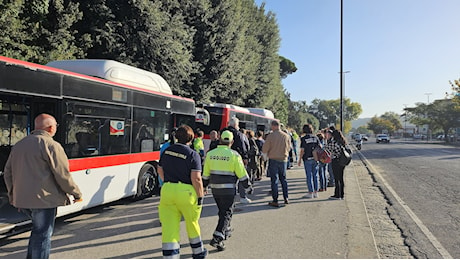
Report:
158,125,207,259
202,130,251,251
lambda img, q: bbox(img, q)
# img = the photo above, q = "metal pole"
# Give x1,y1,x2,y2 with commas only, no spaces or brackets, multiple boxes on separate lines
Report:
340,0,344,132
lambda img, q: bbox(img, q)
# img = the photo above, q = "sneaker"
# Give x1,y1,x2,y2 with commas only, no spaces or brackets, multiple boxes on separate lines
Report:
302,193,313,199
268,201,279,207
210,238,225,251
284,198,289,204
240,197,252,204
329,196,340,200
313,192,318,198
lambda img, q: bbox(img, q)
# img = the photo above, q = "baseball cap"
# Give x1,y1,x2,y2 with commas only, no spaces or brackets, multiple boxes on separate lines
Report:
220,130,234,142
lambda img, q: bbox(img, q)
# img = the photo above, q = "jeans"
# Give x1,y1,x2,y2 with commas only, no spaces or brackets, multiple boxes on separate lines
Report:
21,208,57,259
327,162,335,185
318,162,327,190
331,159,346,198
268,159,289,202
303,159,319,193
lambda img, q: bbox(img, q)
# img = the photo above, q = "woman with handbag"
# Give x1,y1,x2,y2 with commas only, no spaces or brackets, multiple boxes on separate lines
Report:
325,129,349,200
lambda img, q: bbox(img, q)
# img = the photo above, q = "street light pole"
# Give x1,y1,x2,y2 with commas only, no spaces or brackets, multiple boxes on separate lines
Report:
339,70,350,132
340,0,344,131
424,93,432,141
424,93,432,103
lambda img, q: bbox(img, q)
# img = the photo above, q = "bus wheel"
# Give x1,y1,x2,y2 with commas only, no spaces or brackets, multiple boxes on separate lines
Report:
135,163,157,199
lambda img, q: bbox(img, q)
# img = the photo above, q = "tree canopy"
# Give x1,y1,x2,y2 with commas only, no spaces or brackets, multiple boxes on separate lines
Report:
308,98,362,132
405,99,460,142
0,0,366,128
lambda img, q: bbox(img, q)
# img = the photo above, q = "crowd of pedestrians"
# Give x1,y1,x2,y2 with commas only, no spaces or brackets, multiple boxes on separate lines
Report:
4,112,351,259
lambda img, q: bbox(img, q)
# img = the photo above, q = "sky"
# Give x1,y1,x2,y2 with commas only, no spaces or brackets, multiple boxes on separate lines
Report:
255,0,460,118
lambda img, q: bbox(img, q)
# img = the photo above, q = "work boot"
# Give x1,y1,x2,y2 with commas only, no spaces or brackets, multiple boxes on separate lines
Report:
192,248,208,259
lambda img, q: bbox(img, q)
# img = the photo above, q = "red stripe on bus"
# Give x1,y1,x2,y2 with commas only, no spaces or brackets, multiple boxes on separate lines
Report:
69,152,160,172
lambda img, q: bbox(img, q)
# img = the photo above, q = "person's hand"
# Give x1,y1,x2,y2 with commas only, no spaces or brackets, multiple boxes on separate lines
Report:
197,197,203,206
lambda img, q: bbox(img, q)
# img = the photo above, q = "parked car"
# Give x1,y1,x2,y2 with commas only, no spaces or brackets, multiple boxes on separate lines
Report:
413,134,427,139
376,134,390,143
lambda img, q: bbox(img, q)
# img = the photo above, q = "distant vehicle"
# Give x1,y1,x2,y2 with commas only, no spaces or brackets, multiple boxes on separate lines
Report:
413,134,426,139
376,134,390,143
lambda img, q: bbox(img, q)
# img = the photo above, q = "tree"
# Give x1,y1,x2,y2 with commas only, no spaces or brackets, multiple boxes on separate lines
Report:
356,126,372,135
287,99,318,133
279,55,297,79
0,0,84,63
405,99,460,142
367,116,394,135
449,79,460,110
308,98,362,132
1,0,291,122
380,112,402,135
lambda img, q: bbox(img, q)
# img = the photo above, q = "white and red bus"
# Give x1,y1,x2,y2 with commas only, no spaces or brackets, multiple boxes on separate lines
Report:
0,56,205,237
194,103,277,150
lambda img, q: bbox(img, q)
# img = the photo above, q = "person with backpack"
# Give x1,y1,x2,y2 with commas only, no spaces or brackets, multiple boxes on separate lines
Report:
298,124,321,199
325,129,349,200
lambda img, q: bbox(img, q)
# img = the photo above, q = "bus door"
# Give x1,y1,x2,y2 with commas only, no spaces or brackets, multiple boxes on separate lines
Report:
0,95,59,237
0,96,30,236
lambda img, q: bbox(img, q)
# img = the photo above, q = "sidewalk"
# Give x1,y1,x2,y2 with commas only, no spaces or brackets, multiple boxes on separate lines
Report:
0,162,379,259
173,163,379,259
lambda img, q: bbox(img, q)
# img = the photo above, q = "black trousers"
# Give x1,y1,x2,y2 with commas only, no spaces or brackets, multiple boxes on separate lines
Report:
212,194,235,241
331,159,346,198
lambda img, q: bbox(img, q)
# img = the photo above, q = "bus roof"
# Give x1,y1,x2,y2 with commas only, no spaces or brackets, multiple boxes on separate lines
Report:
46,59,172,95
247,108,275,119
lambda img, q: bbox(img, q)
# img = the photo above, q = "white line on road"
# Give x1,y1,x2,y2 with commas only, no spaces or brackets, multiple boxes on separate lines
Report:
359,153,453,259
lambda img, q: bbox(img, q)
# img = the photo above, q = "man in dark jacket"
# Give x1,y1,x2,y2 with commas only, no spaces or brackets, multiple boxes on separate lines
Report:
221,117,252,203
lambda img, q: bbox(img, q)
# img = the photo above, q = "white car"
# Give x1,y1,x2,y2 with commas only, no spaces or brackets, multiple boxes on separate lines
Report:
376,134,390,143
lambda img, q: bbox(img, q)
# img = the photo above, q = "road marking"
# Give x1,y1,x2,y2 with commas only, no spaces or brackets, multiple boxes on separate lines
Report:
358,152,453,259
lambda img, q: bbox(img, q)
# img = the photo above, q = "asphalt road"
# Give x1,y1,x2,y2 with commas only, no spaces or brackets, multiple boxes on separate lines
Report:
1,139,457,259
357,138,460,259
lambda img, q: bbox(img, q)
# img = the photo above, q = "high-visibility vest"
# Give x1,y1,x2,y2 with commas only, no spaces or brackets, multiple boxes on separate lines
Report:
203,145,249,196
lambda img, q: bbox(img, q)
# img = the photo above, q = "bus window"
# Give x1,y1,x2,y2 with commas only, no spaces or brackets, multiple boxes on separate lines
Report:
64,101,131,158
175,113,195,128
0,100,29,169
132,107,169,153
0,101,29,147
